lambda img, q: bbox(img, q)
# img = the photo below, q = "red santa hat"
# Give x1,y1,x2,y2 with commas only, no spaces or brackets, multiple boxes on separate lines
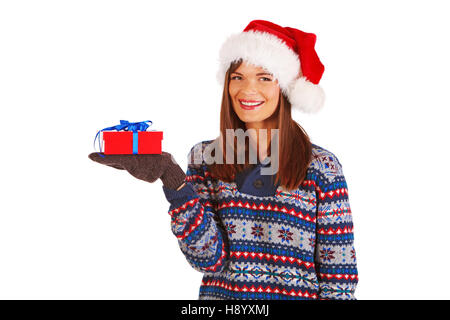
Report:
217,20,326,113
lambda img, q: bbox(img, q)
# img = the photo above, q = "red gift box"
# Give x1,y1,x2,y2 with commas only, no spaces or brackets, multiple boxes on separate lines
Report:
102,131,163,154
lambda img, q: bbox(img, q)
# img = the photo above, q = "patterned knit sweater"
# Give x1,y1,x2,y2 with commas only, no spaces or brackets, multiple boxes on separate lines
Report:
162,139,358,300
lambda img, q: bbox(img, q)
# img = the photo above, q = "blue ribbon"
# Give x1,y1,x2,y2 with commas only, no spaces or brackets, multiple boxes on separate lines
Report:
93,120,153,156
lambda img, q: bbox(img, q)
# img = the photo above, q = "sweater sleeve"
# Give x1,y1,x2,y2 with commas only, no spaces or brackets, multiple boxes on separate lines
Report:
161,141,228,274
314,153,359,300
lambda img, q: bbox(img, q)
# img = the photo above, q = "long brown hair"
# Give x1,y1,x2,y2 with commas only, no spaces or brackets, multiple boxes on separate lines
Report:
207,59,313,191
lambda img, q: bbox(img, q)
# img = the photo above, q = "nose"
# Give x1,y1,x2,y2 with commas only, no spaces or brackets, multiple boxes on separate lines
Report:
241,78,259,94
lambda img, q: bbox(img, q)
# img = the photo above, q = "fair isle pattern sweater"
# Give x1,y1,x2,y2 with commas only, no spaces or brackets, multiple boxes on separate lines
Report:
162,139,358,300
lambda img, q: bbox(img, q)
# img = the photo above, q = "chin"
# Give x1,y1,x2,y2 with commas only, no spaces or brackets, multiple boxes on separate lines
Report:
244,118,265,126
237,113,257,122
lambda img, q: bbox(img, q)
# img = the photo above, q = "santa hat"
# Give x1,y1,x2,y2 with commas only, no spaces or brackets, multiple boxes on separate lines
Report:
217,20,325,113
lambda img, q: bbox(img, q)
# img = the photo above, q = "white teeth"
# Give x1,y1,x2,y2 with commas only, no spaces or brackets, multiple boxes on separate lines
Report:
241,101,263,106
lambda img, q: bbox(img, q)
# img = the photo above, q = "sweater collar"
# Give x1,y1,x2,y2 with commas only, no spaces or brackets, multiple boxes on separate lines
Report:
235,158,279,197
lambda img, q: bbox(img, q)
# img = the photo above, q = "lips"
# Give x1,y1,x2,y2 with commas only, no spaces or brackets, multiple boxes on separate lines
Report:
239,99,264,110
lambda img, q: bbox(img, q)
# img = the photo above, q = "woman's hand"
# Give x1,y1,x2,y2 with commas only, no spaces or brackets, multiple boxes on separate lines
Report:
88,151,186,190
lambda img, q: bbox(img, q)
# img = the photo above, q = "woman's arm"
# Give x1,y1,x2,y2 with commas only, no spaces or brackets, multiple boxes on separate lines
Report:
314,153,358,300
162,141,228,273
176,182,186,191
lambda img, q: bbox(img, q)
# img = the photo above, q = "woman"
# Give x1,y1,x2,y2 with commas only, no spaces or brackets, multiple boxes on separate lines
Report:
89,20,358,300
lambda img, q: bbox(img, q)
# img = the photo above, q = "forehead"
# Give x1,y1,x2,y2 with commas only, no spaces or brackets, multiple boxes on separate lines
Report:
233,60,272,74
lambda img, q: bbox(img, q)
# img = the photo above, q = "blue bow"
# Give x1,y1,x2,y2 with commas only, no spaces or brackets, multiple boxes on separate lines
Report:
93,120,153,156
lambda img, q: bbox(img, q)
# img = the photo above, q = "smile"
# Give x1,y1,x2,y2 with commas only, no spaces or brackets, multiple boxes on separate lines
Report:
239,99,264,110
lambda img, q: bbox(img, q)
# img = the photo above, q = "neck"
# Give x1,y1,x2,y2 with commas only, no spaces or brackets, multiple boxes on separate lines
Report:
244,111,278,163
245,126,276,164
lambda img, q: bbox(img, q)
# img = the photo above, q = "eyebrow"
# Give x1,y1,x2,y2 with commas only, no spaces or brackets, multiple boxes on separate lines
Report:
231,71,273,76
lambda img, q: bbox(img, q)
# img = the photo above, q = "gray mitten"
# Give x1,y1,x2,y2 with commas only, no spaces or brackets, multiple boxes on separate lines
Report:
88,151,186,190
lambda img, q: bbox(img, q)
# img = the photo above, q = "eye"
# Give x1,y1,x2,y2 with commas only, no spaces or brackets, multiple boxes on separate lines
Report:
230,75,272,81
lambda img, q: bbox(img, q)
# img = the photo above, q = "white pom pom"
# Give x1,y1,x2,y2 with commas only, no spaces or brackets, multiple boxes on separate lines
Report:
287,77,325,113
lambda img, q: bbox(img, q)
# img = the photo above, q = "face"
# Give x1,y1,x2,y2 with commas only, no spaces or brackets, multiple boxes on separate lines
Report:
228,61,280,129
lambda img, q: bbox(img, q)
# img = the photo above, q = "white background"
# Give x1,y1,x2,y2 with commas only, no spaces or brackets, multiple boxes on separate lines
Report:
1,0,449,300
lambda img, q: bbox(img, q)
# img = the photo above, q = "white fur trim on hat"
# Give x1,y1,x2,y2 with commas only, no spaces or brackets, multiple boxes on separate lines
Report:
217,30,300,97
217,30,325,113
